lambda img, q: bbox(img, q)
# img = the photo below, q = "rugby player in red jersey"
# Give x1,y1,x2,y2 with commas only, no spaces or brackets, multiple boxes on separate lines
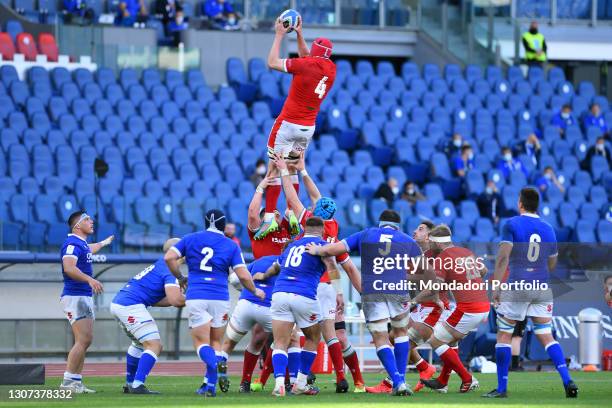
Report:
256,17,336,240
418,225,490,394
272,153,365,393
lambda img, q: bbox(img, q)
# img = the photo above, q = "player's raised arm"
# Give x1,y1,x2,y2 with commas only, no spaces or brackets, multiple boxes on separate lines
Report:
162,284,186,307
294,17,310,57
62,256,103,294
305,241,348,257
267,18,287,72
340,259,362,293
248,177,271,231
273,154,306,216
294,152,321,203
88,235,114,254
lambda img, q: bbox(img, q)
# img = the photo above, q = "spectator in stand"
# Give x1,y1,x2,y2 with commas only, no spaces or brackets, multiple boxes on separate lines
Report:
477,180,502,225
167,9,188,46
374,177,398,207
582,103,608,136
249,159,267,187
116,0,148,27
155,0,182,36
497,146,528,179
550,104,576,135
522,21,547,67
443,132,464,157
204,0,239,30
400,181,426,205
605,275,612,308
513,133,541,167
63,0,95,24
581,136,611,170
535,166,565,194
224,223,241,247
451,144,474,178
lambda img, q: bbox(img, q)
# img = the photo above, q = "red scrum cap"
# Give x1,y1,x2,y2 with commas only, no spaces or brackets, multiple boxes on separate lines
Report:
311,37,333,58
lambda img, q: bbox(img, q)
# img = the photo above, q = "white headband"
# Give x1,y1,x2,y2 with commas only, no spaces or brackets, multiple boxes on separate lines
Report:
74,213,90,229
429,235,452,243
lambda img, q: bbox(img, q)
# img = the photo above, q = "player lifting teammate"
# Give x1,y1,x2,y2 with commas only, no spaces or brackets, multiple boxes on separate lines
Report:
274,153,365,393
256,15,336,239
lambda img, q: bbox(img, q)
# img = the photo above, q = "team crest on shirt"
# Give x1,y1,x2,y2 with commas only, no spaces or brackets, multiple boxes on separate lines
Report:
67,312,73,320
309,314,318,322
547,304,553,313
222,313,229,322
127,316,136,324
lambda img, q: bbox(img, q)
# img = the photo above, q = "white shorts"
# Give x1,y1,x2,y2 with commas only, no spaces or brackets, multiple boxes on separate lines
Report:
60,295,95,325
362,295,411,322
317,283,336,321
230,299,272,333
186,299,230,329
110,303,160,344
441,308,489,335
271,292,320,329
496,289,554,321
267,118,315,159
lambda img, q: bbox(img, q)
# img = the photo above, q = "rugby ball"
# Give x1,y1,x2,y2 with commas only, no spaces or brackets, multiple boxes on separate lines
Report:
279,9,301,33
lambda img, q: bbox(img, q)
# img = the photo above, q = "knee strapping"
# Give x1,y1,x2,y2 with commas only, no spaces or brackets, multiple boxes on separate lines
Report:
367,321,389,333
497,316,516,334
534,322,552,334
225,324,246,343
407,327,425,346
390,314,410,328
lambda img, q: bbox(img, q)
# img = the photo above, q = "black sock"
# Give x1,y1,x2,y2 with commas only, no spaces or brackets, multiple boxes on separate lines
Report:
511,355,520,369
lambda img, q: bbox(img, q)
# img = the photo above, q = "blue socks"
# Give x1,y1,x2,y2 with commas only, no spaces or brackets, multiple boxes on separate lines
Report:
377,345,403,387
394,336,410,380
495,343,512,393
125,345,142,385
133,350,157,387
546,341,572,385
299,349,317,376
272,350,289,379
288,347,301,383
197,344,218,393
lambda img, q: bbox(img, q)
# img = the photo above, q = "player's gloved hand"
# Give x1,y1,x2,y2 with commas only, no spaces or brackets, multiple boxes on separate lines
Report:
100,235,114,247
304,242,320,256
88,277,104,294
254,288,266,300
252,272,265,281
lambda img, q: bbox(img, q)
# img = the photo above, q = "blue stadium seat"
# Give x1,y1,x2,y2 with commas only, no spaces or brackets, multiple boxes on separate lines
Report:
474,217,495,241
459,200,480,226
558,202,577,228
465,64,482,85
597,220,611,242
195,85,215,109
466,170,485,196
452,218,472,242
122,178,143,204
96,67,116,90
356,60,374,82
437,200,456,225
576,220,597,242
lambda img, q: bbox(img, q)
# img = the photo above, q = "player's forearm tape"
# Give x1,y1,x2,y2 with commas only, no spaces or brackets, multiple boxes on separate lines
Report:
280,169,290,177
331,279,343,294
300,169,309,178
256,186,264,194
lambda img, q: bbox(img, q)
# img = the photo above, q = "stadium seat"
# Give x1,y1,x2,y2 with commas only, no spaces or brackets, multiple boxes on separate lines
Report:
37,33,58,62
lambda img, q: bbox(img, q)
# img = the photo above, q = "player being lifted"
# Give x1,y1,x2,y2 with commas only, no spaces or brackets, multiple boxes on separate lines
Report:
274,153,365,393
165,210,265,397
306,209,437,396
417,225,487,394
59,211,113,393
255,15,336,239
111,238,186,394
483,188,578,399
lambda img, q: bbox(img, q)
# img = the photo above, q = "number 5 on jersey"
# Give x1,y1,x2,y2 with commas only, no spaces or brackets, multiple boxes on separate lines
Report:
315,76,328,99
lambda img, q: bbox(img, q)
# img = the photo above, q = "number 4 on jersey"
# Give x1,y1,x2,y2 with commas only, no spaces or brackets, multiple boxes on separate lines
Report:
315,76,328,99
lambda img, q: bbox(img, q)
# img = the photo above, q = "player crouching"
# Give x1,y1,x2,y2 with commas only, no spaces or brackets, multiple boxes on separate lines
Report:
418,225,488,394
110,238,186,394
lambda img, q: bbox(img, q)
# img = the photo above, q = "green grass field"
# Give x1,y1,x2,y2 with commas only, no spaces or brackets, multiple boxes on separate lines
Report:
0,372,610,407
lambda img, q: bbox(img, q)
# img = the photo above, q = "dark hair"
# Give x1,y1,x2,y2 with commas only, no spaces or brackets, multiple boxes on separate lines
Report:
605,275,612,284
461,144,472,153
544,166,553,172
305,216,324,228
255,159,265,166
562,104,571,110
379,209,401,224
519,187,540,212
420,220,435,231
68,210,86,229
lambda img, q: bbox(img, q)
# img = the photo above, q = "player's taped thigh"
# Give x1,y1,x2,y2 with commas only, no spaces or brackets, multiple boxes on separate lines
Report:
407,326,426,345
226,322,247,343
367,320,389,333
432,322,455,344
533,322,553,334
497,315,517,334
390,313,410,328
131,320,161,342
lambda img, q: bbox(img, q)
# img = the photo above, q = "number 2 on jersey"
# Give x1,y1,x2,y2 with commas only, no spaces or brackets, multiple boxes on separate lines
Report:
314,76,328,99
200,247,214,271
